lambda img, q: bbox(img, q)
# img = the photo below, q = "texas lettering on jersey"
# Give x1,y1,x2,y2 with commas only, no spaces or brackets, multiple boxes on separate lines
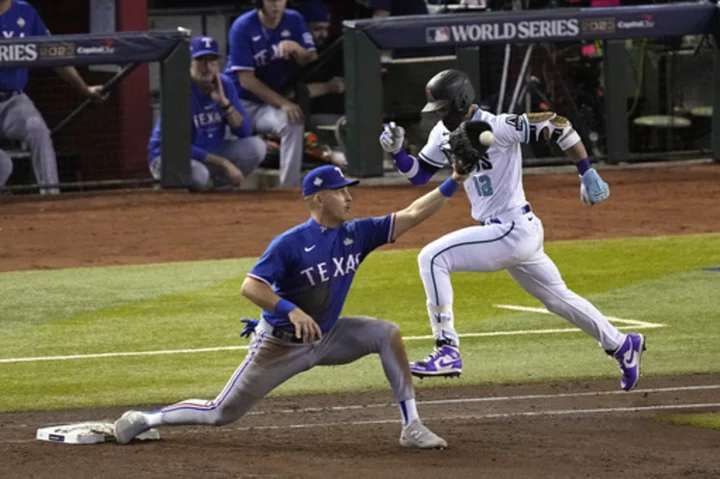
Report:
248,215,394,334
299,252,362,286
193,111,223,128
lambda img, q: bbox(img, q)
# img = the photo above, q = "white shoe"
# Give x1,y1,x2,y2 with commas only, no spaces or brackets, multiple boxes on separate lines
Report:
113,410,149,445
399,419,447,449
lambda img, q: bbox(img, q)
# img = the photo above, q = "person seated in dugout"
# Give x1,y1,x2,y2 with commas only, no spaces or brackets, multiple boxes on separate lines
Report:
147,36,266,191
225,0,317,187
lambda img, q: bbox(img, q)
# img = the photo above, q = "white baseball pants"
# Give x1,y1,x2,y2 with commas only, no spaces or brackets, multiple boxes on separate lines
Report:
417,209,624,352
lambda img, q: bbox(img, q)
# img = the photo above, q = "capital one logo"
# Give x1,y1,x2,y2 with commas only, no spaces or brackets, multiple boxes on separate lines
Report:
617,14,655,30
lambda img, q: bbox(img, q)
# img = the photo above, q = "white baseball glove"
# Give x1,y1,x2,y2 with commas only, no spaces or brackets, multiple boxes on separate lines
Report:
379,122,405,154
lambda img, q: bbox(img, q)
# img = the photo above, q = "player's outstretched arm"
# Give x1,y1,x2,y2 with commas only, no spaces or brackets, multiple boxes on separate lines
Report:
391,171,466,242
241,276,322,343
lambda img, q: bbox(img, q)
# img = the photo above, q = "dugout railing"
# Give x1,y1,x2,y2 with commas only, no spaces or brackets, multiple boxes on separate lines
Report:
342,1,720,178
0,29,192,192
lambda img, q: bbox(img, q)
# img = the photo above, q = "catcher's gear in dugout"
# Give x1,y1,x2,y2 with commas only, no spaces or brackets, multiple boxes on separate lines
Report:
447,120,493,175
423,69,476,131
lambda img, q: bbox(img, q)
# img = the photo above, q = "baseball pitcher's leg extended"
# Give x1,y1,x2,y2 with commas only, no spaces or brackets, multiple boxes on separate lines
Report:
314,317,447,448
506,249,645,390
114,327,314,444
412,221,537,378
0,94,58,194
242,101,303,188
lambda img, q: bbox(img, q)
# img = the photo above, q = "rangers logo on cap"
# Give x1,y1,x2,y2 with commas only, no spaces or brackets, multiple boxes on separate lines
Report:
426,89,434,102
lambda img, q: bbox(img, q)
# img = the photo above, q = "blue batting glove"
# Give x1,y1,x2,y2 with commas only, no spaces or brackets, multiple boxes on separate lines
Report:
579,168,610,205
239,318,259,338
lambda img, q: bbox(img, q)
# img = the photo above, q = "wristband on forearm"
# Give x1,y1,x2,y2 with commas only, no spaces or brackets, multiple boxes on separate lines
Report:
575,157,591,175
275,298,297,316
438,178,459,198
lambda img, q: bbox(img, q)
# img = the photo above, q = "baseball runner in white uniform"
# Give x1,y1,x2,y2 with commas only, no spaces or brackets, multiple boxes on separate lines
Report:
379,69,646,391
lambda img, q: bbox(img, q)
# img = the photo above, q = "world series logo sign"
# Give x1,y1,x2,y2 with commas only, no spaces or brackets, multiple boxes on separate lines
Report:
426,19,580,44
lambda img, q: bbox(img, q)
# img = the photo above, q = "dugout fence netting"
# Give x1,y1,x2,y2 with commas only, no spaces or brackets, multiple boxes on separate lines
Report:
0,30,191,195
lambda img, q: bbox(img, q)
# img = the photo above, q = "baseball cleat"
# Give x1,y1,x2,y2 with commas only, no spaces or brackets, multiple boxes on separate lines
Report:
113,410,149,445
400,419,447,449
410,345,462,378
612,333,646,391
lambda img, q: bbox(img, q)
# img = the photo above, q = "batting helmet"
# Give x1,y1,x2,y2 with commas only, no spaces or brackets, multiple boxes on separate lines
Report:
422,69,475,114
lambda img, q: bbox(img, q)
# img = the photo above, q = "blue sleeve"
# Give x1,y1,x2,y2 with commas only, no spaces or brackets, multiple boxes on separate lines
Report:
248,238,291,287
391,149,438,186
354,214,396,256
149,120,208,161
224,77,252,138
31,7,50,36
192,145,210,162
148,121,161,158
228,20,255,71
291,12,316,51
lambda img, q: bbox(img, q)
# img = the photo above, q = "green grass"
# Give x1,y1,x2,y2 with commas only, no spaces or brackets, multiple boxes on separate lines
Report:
657,413,720,431
1,233,719,412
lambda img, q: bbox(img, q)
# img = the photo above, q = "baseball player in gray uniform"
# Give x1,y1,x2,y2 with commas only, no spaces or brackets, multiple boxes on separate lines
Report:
113,164,475,449
0,0,105,194
224,0,317,188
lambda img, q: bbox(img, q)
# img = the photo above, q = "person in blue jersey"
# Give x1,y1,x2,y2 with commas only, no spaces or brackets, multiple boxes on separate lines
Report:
0,0,105,195
148,36,266,191
114,164,471,449
225,0,317,188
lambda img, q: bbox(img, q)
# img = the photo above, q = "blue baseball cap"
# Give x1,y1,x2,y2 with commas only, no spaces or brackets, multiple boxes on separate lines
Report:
298,0,330,23
302,165,359,197
190,36,220,59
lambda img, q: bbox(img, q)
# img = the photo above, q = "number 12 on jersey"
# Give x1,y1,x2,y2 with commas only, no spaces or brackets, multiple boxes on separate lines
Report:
471,153,494,197
473,176,494,197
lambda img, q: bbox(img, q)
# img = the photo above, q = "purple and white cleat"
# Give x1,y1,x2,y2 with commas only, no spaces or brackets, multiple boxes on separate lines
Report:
612,333,646,391
410,344,462,378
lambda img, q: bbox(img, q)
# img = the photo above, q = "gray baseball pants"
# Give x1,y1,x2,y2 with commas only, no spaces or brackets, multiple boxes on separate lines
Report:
146,317,414,427
240,100,303,188
149,136,266,191
0,93,58,194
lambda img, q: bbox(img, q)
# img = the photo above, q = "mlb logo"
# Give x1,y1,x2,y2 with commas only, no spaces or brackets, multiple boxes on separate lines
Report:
426,26,450,44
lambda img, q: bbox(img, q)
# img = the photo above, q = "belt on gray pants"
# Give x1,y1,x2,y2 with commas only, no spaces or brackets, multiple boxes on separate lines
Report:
481,204,532,226
0,90,22,102
261,320,304,344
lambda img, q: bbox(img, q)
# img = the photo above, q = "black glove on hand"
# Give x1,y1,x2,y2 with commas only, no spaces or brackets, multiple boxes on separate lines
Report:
447,121,493,175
